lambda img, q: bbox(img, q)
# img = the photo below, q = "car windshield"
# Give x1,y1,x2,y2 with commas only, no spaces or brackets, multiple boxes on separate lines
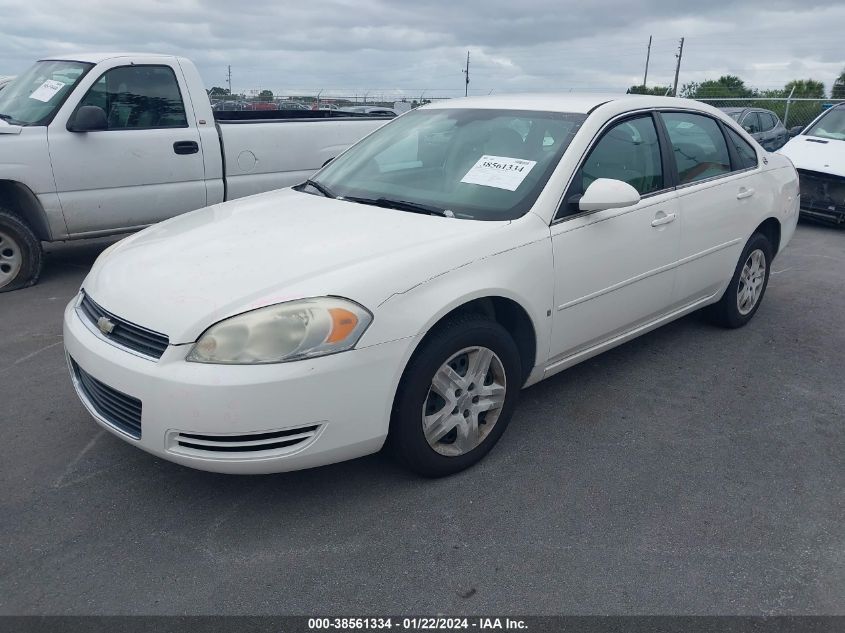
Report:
805,107,845,141
309,108,587,220
727,111,742,121
0,60,92,126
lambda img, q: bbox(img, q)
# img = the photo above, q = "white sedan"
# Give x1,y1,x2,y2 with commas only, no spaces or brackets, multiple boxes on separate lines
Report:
64,94,799,477
778,103,845,225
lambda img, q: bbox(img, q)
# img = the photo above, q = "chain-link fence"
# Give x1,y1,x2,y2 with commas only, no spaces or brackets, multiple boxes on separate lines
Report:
696,97,845,130
211,90,843,130
210,92,449,113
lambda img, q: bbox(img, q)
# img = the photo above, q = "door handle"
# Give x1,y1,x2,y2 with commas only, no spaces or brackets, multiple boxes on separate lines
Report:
173,141,199,155
650,212,676,227
737,187,755,200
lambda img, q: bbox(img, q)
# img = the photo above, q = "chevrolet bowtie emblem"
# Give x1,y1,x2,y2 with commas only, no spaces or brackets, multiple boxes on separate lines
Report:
97,316,115,335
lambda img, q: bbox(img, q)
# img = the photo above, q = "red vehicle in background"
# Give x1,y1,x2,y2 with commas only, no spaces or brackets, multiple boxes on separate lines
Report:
244,101,278,111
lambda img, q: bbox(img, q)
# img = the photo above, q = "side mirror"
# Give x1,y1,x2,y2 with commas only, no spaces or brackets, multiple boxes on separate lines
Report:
743,124,754,133
579,178,641,212
789,126,803,138
68,105,108,132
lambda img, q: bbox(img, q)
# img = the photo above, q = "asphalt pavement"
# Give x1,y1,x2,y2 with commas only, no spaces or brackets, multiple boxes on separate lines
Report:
0,223,842,615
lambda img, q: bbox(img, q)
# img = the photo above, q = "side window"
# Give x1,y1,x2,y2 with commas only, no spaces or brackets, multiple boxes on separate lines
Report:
573,115,664,200
758,112,775,132
660,112,731,185
741,112,761,134
725,128,758,170
77,65,187,130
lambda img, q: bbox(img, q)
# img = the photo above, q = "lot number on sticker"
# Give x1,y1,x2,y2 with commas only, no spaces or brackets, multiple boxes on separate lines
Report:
460,155,537,191
29,80,66,103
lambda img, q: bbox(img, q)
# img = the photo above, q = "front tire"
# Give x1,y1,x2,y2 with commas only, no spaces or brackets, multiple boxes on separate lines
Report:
706,232,773,328
389,315,522,477
0,208,42,293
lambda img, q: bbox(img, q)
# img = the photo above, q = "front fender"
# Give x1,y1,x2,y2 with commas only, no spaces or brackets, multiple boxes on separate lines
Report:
359,233,554,383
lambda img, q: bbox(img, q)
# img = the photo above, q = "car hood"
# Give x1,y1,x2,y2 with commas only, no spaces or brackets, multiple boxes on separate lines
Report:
82,188,510,344
778,136,845,178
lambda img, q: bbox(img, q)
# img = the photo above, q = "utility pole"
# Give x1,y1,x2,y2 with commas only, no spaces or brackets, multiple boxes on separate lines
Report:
227,65,232,95
462,51,470,97
672,37,685,97
643,35,652,88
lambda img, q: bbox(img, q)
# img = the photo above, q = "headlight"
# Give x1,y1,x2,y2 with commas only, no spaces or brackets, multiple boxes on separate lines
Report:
186,297,372,364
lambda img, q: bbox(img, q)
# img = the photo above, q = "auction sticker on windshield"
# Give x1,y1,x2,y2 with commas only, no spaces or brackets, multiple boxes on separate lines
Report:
29,80,65,102
460,155,537,191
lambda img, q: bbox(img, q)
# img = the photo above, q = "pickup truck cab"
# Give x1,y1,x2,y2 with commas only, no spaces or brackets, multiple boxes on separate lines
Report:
0,53,389,292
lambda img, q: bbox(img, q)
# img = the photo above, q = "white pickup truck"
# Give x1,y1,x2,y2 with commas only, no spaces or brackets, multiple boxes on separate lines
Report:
0,53,390,292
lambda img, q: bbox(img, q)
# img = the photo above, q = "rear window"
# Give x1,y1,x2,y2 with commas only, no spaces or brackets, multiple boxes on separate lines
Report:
725,128,758,170
660,112,731,185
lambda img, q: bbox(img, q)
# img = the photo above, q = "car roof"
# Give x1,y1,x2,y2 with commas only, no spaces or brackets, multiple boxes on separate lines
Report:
423,93,713,115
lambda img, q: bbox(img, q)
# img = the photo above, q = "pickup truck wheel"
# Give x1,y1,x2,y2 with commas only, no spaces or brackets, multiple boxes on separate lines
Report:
389,315,521,477
705,232,772,328
0,209,42,293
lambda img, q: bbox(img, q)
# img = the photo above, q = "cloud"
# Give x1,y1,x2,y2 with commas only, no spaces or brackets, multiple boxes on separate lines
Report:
0,0,843,98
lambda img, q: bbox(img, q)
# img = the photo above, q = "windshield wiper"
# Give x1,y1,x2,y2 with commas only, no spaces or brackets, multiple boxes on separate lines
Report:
344,196,451,218
0,114,13,122
303,179,336,199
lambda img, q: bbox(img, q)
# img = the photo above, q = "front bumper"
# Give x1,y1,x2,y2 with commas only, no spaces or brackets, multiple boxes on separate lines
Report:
63,299,412,474
797,169,845,225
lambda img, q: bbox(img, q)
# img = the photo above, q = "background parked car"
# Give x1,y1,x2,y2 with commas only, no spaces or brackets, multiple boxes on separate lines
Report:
244,101,278,111
211,100,247,111
720,107,789,151
277,101,309,111
778,103,845,225
339,105,398,117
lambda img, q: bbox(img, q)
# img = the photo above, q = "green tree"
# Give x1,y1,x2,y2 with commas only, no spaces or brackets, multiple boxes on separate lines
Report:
784,79,825,99
259,89,274,101
209,86,230,97
832,68,845,99
627,84,673,96
684,75,754,99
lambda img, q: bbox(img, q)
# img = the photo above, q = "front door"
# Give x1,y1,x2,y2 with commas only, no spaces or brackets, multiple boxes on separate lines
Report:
48,62,207,235
549,113,680,362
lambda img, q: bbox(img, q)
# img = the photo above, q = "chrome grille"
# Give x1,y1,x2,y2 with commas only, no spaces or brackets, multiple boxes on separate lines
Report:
171,425,320,455
78,292,169,360
70,358,142,439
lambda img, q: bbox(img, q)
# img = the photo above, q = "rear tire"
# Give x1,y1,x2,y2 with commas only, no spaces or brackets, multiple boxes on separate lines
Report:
705,232,772,328
389,315,522,477
0,208,42,293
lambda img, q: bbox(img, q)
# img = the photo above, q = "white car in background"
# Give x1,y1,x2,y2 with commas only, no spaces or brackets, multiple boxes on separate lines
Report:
778,103,845,225
64,94,799,477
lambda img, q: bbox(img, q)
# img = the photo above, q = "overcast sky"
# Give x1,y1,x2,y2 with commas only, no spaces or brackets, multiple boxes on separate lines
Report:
1,0,844,99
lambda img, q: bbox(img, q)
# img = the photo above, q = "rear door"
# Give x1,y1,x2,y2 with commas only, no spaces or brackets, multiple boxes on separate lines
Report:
660,111,764,305
48,59,207,235
757,111,777,150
